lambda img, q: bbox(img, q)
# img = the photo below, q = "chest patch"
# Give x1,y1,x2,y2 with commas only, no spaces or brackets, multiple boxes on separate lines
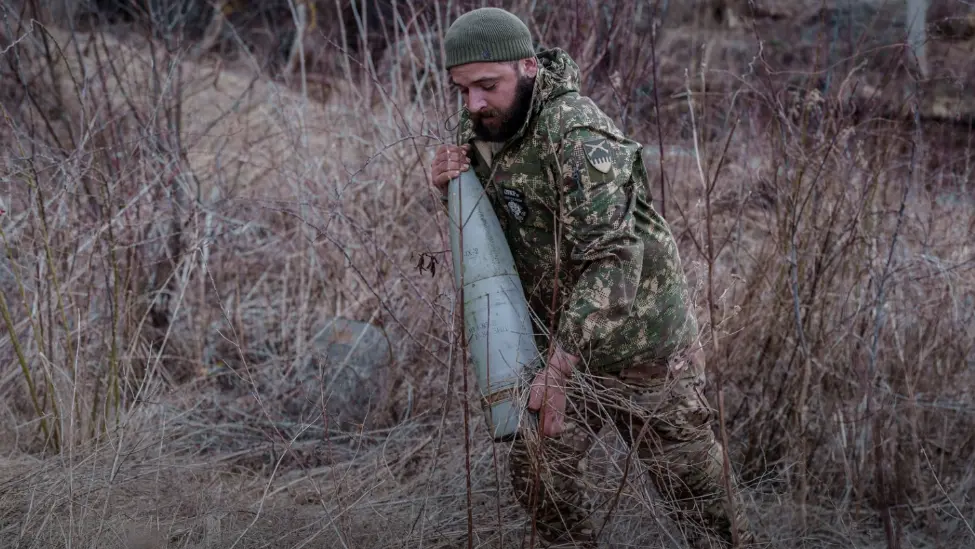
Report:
582,137,613,174
501,187,529,223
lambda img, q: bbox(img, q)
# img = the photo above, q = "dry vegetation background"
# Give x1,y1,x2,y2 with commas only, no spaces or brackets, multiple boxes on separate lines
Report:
1,0,974,547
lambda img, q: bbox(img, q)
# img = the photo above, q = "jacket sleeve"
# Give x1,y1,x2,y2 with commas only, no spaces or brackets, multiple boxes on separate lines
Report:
551,127,645,364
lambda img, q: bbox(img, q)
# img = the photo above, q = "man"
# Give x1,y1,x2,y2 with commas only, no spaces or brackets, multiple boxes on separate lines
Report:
429,7,755,548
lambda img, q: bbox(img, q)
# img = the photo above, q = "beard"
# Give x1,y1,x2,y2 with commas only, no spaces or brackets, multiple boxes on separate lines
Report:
471,75,535,143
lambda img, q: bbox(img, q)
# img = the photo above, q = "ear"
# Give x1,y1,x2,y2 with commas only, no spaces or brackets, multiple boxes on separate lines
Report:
520,56,538,78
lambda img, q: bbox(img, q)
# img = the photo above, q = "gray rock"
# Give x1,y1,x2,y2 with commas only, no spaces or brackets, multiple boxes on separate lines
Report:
289,317,393,430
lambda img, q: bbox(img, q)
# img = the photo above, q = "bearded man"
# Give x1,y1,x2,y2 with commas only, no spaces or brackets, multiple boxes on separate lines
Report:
429,7,756,549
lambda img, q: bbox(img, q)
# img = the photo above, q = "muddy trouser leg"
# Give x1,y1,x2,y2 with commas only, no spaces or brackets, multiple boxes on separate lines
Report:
612,349,755,548
508,378,605,548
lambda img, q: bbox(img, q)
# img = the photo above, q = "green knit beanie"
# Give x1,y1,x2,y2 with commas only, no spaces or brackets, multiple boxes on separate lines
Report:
443,8,535,69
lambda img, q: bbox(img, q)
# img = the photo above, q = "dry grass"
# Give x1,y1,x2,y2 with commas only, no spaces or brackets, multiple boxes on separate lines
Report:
2,0,974,548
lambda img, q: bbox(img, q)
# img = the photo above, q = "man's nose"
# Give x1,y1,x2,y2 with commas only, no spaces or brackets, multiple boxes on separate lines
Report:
468,90,488,112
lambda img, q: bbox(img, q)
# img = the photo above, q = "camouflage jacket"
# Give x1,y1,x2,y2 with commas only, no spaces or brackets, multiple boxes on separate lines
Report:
451,48,699,374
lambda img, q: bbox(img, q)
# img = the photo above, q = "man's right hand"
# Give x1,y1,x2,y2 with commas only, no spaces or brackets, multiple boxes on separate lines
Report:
431,144,471,196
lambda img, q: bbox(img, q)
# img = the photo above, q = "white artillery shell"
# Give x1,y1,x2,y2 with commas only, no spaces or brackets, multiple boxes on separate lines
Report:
448,169,541,442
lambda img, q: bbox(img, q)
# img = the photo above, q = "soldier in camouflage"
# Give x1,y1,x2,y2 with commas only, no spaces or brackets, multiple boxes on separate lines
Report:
430,7,756,548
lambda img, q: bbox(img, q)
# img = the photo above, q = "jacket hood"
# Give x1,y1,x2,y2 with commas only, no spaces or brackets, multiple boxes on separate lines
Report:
454,47,582,145
534,47,582,103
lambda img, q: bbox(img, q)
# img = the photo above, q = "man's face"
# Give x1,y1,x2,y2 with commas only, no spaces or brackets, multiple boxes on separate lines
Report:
449,58,537,142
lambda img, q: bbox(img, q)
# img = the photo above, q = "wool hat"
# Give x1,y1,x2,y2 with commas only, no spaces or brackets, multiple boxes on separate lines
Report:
443,8,535,69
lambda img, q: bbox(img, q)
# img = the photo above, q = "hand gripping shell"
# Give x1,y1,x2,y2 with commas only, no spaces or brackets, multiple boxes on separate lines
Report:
448,169,541,442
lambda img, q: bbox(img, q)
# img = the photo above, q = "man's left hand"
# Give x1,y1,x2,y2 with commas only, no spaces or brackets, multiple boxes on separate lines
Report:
527,347,579,437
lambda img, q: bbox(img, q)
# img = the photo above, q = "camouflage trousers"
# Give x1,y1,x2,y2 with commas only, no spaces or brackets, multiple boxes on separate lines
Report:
508,346,754,548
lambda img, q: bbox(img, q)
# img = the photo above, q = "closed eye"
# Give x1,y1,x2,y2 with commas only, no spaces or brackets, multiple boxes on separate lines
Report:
448,79,498,93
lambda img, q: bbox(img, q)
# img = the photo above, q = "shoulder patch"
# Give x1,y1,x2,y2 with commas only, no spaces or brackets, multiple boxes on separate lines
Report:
582,137,613,174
